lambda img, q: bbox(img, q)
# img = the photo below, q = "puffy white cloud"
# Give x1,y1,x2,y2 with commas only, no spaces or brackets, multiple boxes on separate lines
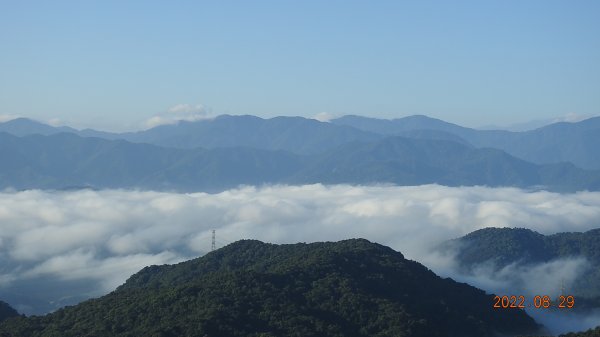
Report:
312,112,336,122
0,184,599,332
143,103,212,128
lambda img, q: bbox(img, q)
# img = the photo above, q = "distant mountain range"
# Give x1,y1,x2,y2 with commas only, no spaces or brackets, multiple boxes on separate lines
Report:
332,115,600,170
0,132,304,192
1,131,599,192
0,115,381,155
0,239,541,336
2,114,600,169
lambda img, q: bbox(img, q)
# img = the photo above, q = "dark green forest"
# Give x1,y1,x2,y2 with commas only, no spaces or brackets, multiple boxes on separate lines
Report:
0,302,19,324
444,227,600,298
560,326,600,337
0,239,540,337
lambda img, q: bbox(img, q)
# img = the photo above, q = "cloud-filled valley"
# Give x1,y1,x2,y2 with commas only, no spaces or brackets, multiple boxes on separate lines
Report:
2,1,599,334
2,184,600,333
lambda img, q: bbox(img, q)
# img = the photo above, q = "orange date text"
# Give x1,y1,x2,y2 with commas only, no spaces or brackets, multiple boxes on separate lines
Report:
493,295,575,309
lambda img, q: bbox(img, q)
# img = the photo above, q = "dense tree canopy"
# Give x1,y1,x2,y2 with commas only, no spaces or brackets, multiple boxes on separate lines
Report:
560,326,600,337
0,239,540,337
445,227,600,298
0,302,18,323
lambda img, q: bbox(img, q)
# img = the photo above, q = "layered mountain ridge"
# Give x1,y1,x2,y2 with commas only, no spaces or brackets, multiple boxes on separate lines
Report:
1,114,600,192
2,114,600,169
1,131,598,192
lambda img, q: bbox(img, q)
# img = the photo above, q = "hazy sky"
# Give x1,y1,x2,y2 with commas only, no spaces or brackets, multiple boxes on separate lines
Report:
1,1,599,131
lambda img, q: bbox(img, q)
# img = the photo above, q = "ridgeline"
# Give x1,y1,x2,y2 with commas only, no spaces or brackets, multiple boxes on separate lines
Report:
0,239,540,337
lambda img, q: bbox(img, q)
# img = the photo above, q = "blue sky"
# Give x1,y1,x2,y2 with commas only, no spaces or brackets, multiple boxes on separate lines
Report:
1,0,598,131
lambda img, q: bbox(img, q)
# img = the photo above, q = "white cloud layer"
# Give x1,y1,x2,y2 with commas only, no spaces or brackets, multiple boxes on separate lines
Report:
0,184,599,332
143,103,211,128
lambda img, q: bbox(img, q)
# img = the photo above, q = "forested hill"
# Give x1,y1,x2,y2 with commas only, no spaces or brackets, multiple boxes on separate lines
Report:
443,227,600,298
446,227,600,266
0,239,541,337
560,326,600,337
0,301,19,323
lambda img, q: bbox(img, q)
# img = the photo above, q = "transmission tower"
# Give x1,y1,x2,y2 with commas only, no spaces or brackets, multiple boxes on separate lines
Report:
211,230,216,251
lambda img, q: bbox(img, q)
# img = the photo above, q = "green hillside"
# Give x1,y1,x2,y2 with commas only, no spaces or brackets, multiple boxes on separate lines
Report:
444,227,600,297
0,239,540,337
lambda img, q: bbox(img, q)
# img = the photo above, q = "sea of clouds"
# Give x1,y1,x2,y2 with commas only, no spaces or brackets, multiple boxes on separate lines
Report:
1,184,599,333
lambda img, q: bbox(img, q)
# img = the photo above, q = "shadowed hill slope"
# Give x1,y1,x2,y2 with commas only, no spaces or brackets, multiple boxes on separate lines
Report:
442,227,600,298
0,302,19,323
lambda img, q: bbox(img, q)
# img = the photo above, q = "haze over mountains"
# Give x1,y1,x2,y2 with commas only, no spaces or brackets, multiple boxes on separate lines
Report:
332,115,600,170
1,114,600,335
1,114,599,192
3,114,600,168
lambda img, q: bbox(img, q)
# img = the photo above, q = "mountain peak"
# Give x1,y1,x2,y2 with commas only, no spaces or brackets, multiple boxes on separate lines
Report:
0,117,76,136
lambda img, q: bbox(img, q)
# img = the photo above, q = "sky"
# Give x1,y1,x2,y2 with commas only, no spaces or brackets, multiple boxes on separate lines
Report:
0,0,599,131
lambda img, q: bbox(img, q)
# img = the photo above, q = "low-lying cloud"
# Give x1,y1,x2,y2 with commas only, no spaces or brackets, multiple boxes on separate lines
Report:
1,184,599,332
553,112,595,123
143,103,212,128
312,112,336,122
0,114,20,123
455,257,590,297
